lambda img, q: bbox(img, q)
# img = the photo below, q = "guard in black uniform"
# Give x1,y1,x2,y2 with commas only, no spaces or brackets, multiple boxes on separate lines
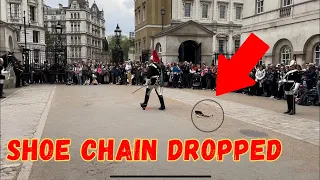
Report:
140,50,165,110
282,60,301,115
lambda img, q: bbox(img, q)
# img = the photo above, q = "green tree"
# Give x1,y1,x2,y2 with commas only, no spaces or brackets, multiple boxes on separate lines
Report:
107,35,134,60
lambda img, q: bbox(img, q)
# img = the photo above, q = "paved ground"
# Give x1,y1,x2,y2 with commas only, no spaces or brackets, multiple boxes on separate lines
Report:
1,85,319,180
1,88,21,99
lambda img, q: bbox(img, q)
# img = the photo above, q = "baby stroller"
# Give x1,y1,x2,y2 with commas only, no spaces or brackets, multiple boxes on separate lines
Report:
192,73,201,89
297,86,318,106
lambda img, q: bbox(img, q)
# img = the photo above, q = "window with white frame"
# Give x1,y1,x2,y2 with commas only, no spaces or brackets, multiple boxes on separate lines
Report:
218,40,224,52
184,2,191,17
30,6,36,22
71,13,73,18
138,10,141,24
156,43,162,54
281,45,291,65
219,4,226,19
143,5,146,21
202,3,209,19
17,31,20,42
10,3,20,18
236,6,242,20
282,0,292,7
135,12,137,25
314,43,320,65
71,23,73,32
256,0,264,14
33,31,39,43
75,48,78,57
234,40,240,52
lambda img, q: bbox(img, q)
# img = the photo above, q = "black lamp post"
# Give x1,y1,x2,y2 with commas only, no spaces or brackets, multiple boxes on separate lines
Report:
113,24,123,64
22,11,30,81
55,22,62,66
161,7,165,31
114,24,122,48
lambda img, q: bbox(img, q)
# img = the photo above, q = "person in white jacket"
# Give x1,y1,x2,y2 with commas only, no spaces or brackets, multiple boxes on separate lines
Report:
125,62,132,85
255,65,266,96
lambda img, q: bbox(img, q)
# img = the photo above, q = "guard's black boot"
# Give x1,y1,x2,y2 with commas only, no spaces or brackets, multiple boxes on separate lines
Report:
284,110,291,114
289,111,295,115
140,95,149,110
158,95,165,110
0,84,5,99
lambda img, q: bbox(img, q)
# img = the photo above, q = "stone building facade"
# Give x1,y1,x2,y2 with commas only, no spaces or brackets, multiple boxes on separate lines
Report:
151,0,243,65
44,0,106,63
241,0,320,66
0,0,46,63
134,0,172,62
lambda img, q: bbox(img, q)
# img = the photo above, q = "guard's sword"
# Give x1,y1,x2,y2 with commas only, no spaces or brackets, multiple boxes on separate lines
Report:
132,85,147,94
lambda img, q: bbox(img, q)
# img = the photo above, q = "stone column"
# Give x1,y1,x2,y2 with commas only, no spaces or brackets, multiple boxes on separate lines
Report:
212,0,217,21
212,35,216,53
228,33,233,53
229,1,233,22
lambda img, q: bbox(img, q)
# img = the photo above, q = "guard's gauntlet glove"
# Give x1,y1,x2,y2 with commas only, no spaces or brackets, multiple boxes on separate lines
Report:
293,83,300,94
145,79,151,86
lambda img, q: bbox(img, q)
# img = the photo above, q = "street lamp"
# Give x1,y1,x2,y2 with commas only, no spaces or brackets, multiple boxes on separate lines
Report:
113,24,123,64
22,10,31,83
56,22,62,34
114,24,122,38
55,22,63,66
161,7,165,31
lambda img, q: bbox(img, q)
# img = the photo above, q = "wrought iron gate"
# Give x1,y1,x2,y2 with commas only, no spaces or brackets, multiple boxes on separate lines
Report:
23,44,67,84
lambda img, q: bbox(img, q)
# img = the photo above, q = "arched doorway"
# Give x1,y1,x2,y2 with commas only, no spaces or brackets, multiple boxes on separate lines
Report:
178,40,200,64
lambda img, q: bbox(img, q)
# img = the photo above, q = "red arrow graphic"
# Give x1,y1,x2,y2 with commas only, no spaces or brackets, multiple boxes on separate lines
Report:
216,33,270,96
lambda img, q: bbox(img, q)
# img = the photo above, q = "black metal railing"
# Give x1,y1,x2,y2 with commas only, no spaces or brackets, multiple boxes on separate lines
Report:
22,47,68,84
279,7,291,18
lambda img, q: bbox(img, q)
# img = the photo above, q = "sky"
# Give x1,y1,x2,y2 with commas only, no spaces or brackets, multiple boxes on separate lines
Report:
45,0,134,36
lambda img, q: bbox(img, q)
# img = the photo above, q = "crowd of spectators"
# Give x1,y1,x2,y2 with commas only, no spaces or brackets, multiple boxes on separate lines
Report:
30,60,320,106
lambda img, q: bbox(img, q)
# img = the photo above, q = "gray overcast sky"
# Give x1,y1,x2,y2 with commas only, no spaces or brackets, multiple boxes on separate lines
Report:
44,0,134,36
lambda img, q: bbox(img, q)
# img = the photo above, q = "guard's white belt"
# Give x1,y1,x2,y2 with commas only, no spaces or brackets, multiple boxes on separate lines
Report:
286,80,295,83
151,76,158,79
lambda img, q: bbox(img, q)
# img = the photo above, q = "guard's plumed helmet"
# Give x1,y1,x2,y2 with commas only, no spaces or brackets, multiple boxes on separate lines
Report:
151,50,160,63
